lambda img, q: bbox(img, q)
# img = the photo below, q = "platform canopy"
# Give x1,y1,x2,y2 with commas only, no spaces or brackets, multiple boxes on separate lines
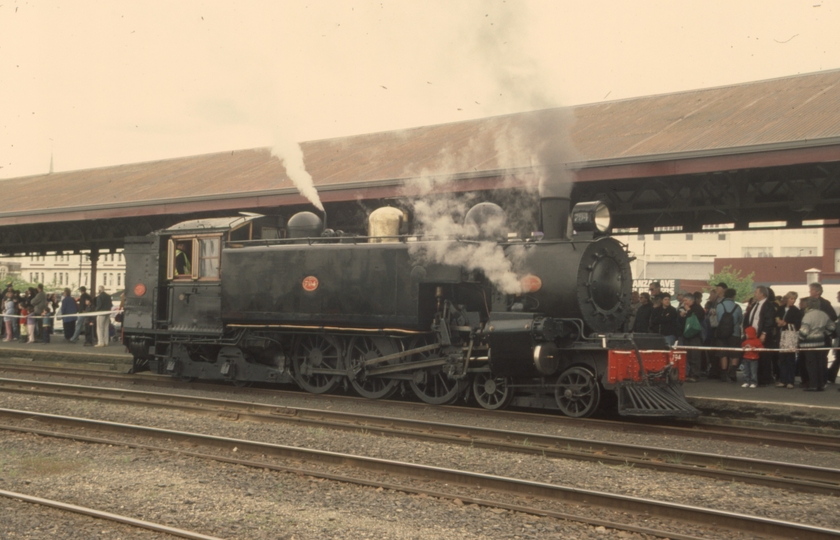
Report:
1,69,840,254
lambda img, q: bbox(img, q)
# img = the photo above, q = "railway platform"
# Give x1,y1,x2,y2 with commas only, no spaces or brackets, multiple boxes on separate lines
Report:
0,338,836,428
0,335,131,371
682,375,840,430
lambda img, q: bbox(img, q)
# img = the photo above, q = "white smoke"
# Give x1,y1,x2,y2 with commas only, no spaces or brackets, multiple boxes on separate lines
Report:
405,171,523,295
271,133,324,212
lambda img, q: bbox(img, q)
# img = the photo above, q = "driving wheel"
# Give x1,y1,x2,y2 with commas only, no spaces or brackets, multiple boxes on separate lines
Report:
292,334,343,394
347,336,400,399
554,366,600,418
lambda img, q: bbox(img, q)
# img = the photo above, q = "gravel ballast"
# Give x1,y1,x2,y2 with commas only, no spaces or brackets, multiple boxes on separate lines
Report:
1,371,839,538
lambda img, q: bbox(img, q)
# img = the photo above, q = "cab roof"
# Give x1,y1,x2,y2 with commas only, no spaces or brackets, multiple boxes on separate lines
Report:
161,215,261,235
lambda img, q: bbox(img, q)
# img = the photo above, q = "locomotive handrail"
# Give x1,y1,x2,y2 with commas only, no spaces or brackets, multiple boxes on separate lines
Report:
223,234,554,248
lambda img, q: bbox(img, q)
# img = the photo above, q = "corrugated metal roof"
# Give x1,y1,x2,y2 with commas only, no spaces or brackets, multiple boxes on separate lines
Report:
3,69,840,224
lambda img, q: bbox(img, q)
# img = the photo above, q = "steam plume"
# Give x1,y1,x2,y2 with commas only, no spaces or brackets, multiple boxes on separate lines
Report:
271,134,324,212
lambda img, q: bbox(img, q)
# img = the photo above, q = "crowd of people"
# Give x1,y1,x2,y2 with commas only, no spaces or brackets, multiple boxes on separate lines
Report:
1,283,124,347
628,281,839,391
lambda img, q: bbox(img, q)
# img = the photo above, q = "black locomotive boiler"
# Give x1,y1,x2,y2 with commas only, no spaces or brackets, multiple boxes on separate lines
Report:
122,199,698,418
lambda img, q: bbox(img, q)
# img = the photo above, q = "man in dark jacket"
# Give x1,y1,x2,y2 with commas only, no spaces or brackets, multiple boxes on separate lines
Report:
31,284,46,339
650,293,679,347
59,288,78,341
632,292,652,333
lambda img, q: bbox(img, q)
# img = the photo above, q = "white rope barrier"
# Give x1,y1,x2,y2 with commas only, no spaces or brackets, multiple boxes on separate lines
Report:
2,310,123,320
674,344,838,353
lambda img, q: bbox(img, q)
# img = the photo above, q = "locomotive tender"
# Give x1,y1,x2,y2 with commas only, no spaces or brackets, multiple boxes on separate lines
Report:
122,197,698,418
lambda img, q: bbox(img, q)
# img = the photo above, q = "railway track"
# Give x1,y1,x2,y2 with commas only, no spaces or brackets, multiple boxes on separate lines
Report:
1,376,838,497
2,361,839,453
1,407,838,539
0,489,223,540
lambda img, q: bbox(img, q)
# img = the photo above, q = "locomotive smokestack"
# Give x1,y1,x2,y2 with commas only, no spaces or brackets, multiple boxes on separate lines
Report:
539,176,572,240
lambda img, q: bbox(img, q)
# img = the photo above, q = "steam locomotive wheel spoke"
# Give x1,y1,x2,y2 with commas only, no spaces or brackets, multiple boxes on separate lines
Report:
554,367,600,418
404,334,461,404
292,335,343,394
410,369,465,405
347,336,400,399
472,373,512,410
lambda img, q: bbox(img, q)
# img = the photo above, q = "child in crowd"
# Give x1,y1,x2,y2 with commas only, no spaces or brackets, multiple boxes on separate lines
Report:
741,326,763,388
83,298,96,347
41,308,51,343
26,307,36,344
18,304,28,343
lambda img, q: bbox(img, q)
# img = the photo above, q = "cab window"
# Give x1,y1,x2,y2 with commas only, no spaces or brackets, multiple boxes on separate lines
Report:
198,237,221,279
168,235,222,281
168,239,194,280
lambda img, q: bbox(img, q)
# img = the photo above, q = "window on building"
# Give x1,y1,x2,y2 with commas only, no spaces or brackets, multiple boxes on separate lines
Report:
653,234,661,241
117,273,121,286
637,234,645,241
103,273,107,286
781,247,817,257
742,247,773,258
718,234,726,241
83,273,88,286
686,234,693,241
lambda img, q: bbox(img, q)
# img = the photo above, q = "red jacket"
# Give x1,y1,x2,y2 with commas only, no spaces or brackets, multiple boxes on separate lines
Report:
741,326,763,360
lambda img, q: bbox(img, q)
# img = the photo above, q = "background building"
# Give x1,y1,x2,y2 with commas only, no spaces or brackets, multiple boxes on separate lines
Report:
5,251,125,294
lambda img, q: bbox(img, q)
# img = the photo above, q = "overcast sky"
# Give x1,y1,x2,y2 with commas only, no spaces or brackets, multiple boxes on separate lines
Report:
1,0,837,179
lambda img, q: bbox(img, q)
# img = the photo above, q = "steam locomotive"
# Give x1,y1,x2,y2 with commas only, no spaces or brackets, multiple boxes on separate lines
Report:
122,196,698,418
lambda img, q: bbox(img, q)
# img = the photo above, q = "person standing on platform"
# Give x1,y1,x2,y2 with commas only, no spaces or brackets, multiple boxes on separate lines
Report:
648,281,662,299
31,284,46,340
776,292,802,389
679,293,705,382
632,293,652,333
3,291,14,342
740,326,763,388
799,296,836,392
744,286,777,386
60,288,78,341
69,286,92,343
651,293,679,347
81,297,95,347
808,283,839,383
715,288,743,382
94,286,112,347
627,291,641,331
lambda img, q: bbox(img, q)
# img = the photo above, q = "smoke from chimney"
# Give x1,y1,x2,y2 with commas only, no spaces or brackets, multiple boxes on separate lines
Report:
271,134,324,212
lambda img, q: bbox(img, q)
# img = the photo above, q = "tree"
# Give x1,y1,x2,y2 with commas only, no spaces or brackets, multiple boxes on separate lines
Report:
0,275,39,293
708,265,755,303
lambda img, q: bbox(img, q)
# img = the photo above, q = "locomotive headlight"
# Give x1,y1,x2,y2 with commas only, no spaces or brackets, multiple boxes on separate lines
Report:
571,201,611,233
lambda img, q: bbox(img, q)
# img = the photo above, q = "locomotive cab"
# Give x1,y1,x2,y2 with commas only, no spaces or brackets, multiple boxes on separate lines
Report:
122,214,278,366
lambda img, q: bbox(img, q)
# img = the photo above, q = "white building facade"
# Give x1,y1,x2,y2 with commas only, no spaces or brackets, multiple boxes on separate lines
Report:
614,225,823,281
11,251,126,294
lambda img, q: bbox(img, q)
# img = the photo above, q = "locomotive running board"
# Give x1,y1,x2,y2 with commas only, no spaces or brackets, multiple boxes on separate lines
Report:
617,383,700,418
